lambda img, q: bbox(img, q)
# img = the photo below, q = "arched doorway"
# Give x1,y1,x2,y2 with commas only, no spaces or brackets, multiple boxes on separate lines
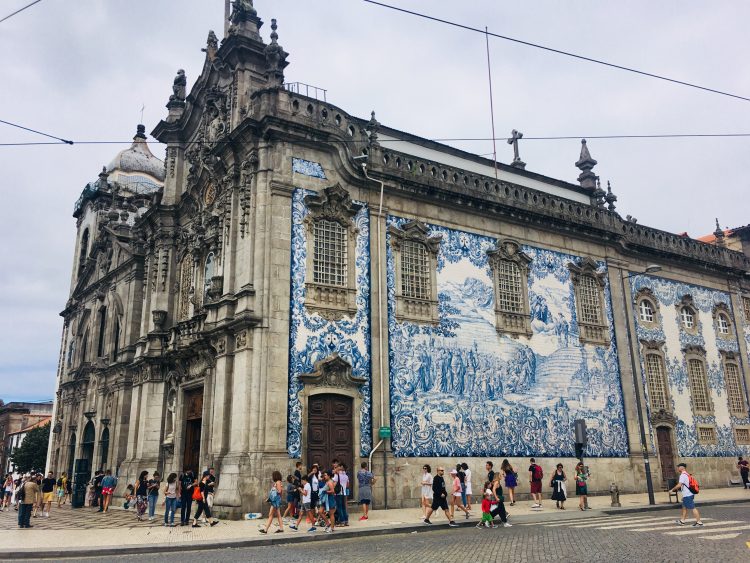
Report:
81,421,95,476
67,433,76,478
306,394,354,471
656,426,677,486
99,427,110,471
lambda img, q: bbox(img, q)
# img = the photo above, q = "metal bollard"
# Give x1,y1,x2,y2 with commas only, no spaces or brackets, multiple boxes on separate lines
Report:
609,483,621,507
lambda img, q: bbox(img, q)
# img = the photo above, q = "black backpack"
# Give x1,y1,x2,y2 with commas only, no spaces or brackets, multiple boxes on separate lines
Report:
16,484,26,502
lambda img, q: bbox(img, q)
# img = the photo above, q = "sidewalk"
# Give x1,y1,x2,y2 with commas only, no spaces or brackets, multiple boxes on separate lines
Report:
0,487,748,559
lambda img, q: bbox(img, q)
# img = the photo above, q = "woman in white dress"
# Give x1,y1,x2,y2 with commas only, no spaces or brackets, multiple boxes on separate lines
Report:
461,463,473,511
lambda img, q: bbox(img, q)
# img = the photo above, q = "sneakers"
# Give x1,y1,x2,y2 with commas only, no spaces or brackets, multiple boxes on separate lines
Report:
503,522,513,527
359,515,368,521
307,526,317,533
210,520,219,527
531,503,540,508
475,522,483,528
259,529,267,534
692,522,704,527
675,519,686,526
464,512,471,519
289,524,298,530
423,518,432,525
324,527,333,534
448,521,459,527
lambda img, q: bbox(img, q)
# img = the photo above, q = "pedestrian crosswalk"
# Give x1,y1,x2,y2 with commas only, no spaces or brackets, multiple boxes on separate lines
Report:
519,512,749,541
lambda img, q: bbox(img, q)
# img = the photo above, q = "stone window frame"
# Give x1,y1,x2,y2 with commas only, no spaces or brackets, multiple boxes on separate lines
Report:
640,340,671,413
635,288,661,329
696,424,718,445
388,220,441,325
487,239,533,338
742,295,750,324
675,294,699,335
303,184,361,320
177,253,194,321
734,426,750,445
720,351,748,417
568,257,610,346
684,346,713,416
712,303,735,340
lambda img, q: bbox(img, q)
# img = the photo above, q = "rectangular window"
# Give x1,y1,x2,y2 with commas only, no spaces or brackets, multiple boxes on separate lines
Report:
313,219,347,286
743,297,750,322
697,425,717,444
725,362,747,415
96,308,107,358
688,359,711,413
401,241,430,300
497,261,523,313
578,275,601,325
735,427,750,445
645,354,669,411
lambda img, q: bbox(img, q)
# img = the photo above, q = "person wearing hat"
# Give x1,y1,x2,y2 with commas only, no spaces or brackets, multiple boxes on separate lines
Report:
669,463,702,526
476,489,495,529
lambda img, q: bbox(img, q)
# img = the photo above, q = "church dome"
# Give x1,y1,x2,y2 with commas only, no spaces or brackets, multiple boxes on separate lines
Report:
106,124,165,183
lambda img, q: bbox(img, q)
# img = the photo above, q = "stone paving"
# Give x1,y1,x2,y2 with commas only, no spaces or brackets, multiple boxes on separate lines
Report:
0,487,747,557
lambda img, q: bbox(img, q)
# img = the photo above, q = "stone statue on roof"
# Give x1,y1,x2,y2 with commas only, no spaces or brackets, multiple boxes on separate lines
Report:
230,0,256,24
171,69,186,101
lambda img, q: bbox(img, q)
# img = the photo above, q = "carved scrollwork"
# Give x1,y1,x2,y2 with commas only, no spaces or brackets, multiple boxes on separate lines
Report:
298,353,365,389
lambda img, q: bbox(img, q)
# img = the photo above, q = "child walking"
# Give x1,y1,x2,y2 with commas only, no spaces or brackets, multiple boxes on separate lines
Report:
476,489,495,529
289,476,316,532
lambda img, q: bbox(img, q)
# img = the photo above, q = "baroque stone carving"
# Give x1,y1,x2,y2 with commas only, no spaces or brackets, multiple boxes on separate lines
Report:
170,69,186,102
298,354,365,388
487,239,533,338
568,257,610,346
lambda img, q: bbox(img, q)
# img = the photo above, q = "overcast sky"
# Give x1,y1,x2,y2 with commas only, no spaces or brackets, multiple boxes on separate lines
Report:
1,0,748,402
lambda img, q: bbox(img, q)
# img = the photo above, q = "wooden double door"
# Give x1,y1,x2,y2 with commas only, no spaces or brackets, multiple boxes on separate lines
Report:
182,388,203,474
307,394,354,472
656,426,676,485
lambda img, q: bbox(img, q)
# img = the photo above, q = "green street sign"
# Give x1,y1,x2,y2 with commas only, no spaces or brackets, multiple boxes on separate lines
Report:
378,426,391,439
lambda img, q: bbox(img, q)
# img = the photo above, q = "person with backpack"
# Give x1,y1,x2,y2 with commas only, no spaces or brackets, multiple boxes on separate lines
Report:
670,463,703,527
529,458,543,509
259,470,284,534
179,469,196,526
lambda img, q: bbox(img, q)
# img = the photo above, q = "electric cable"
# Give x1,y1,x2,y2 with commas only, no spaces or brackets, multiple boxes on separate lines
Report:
0,119,73,144
0,0,43,25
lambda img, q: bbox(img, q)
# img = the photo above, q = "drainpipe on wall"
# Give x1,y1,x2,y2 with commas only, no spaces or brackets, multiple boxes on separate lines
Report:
358,158,388,509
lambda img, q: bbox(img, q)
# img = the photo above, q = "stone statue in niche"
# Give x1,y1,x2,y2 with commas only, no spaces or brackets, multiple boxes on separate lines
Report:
165,388,177,442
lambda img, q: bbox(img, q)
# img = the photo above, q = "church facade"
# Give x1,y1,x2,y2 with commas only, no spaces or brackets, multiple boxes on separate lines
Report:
49,0,750,516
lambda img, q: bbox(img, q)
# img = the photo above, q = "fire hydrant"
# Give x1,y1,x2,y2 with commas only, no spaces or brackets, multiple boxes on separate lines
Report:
610,483,621,507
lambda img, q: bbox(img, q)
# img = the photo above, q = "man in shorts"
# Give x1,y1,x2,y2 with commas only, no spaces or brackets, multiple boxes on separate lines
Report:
423,467,458,527
671,463,702,526
40,472,56,518
528,458,543,509
289,476,316,532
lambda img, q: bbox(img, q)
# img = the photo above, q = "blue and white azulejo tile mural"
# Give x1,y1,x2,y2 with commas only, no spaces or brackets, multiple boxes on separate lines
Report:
630,275,750,457
287,188,372,458
292,157,326,179
387,216,628,458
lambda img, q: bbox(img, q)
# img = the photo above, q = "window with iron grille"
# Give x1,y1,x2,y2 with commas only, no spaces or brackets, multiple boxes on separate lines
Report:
735,427,750,445
645,354,669,411
688,358,711,413
639,299,655,323
717,313,730,335
313,219,347,286
743,297,750,322
497,260,523,314
578,275,601,325
401,240,430,300
680,307,695,329
697,425,716,444
725,362,747,415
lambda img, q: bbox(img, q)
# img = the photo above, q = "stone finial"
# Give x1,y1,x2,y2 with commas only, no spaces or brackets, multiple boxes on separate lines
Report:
508,129,526,169
366,111,381,146
264,18,289,87
605,180,618,212
202,30,219,60
714,218,725,246
170,69,187,102
593,178,606,208
135,124,147,140
575,139,598,191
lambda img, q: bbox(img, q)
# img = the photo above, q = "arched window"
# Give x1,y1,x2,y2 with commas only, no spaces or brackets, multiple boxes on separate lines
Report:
99,428,110,470
569,258,609,345
96,307,107,358
78,229,90,271
81,421,95,475
644,353,669,411
112,318,121,359
488,240,532,337
717,313,730,335
639,299,655,323
578,275,602,325
67,433,76,478
680,306,695,329
496,260,523,314
203,252,215,298
81,329,89,364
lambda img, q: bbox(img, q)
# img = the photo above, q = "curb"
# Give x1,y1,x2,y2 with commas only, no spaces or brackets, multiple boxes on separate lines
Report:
2,499,748,559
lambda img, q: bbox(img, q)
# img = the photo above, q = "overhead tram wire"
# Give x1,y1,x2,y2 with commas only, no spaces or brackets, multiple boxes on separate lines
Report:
3,132,750,147
0,0,43,24
0,119,73,144
362,0,750,104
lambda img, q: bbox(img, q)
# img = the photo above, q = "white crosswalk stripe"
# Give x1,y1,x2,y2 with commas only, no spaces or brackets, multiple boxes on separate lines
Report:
519,512,749,541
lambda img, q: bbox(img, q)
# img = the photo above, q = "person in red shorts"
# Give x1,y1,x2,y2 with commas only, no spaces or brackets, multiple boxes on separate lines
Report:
528,458,543,509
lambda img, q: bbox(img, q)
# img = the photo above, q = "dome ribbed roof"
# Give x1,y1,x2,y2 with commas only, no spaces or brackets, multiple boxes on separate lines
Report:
106,124,165,182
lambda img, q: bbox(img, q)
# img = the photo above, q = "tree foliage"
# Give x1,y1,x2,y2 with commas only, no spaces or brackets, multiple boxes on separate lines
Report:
10,423,50,473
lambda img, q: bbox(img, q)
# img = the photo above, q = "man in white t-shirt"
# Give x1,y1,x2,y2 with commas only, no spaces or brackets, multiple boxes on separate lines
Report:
670,463,702,526
290,476,315,532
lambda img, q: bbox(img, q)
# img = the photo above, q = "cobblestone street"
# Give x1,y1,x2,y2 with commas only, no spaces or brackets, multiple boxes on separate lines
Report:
23,503,749,563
